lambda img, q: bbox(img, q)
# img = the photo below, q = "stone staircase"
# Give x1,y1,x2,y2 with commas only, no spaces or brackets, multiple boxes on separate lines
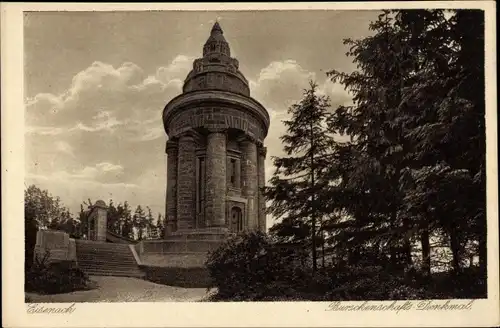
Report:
75,240,144,278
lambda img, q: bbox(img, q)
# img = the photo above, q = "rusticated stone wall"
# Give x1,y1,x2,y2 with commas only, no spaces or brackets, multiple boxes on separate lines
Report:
183,72,250,96
167,106,266,143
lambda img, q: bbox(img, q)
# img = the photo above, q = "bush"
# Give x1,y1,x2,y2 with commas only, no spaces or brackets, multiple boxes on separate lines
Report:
206,231,310,300
205,232,442,301
25,251,93,294
318,265,435,301
426,266,487,299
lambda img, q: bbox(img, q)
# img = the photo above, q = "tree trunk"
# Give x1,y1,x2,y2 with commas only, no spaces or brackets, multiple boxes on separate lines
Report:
310,121,317,273
403,217,413,267
420,224,431,276
321,230,325,268
449,229,462,273
311,216,317,273
478,235,487,275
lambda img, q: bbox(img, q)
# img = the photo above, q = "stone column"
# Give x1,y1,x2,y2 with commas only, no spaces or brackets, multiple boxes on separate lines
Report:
206,130,227,227
258,146,267,232
165,140,178,235
241,138,258,230
176,132,196,230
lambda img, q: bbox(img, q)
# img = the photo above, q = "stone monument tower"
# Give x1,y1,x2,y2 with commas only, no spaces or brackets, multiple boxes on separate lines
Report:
162,22,269,237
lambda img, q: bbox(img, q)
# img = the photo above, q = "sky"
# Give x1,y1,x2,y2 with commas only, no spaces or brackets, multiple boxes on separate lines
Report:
24,10,379,226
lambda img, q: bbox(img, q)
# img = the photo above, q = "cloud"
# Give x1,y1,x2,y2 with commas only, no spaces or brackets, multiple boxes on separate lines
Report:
95,162,124,174
250,60,315,111
56,141,75,158
317,79,353,107
155,55,194,84
46,162,125,181
25,55,193,136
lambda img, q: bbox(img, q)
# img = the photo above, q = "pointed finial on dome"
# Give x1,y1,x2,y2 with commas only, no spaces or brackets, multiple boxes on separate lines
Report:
203,19,230,57
211,20,223,35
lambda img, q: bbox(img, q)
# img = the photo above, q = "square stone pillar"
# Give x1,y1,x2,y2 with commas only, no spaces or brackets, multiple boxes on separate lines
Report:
177,133,196,230
206,131,227,227
241,138,258,230
165,140,178,235
258,146,267,232
88,200,107,241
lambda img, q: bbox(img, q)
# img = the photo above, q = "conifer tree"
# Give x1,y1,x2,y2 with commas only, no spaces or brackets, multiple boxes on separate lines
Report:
265,81,334,272
107,199,120,234
326,9,486,275
133,205,147,240
146,206,155,239
121,201,133,239
156,213,165,239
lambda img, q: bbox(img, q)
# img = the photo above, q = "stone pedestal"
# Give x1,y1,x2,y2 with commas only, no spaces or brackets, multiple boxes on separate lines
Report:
34,230,77,263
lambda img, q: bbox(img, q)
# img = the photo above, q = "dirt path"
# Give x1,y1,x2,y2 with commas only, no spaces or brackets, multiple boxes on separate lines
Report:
26,276,211,302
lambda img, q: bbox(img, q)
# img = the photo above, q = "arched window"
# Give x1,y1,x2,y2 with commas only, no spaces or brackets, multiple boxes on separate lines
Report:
231,207,243,232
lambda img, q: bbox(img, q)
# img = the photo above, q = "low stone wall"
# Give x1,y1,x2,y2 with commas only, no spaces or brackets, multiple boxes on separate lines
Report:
34,230,77,263
136,239,225,255
140,253,207,268
135,239,222,287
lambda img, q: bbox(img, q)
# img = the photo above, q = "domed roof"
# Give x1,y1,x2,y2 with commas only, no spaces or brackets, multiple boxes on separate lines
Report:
94,200,107,208
182,22,250,96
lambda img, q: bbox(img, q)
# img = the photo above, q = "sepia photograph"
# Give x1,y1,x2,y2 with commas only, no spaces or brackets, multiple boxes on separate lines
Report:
1,2,498,327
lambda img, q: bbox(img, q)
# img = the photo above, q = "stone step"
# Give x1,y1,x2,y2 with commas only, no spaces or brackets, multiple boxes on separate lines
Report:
76,248,133,254
78,251,134,256
80,265,141,272
77,245,130,249
77,252,135,258
76,245,131,251
77,251,134,255
76,241,142,279
78,261,137,267
78,255,135,262
80,263,139,268
78,259,137,265
82,269,145,278
76,241,130,245
80,265,140,273
78,258,137,266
